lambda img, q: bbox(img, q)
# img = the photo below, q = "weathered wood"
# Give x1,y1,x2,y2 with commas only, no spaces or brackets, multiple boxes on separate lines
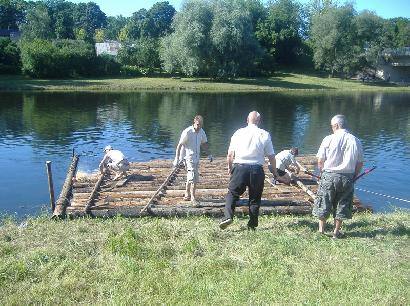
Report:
45,161,56,212
84,172,106,214
52,154,79,218
294,179,316,201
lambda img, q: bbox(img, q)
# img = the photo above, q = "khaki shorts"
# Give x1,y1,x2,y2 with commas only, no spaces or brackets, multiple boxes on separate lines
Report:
312,172,354,220
186,160,199,183
109,160,130,173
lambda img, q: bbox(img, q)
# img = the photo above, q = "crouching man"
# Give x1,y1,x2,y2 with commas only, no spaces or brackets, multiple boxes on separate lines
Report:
99,145,130,180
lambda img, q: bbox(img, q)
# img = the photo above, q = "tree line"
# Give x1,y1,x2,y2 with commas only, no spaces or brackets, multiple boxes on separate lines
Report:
0,0,409,78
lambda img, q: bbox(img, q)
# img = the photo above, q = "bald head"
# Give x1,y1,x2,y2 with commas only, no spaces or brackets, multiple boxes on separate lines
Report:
247,111,261,125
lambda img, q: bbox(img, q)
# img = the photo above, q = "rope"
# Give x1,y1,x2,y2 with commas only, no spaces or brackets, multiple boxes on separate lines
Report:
355,187,410,203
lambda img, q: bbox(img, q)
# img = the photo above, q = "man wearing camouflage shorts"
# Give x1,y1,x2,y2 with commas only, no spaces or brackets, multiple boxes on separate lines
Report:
313,114,364,239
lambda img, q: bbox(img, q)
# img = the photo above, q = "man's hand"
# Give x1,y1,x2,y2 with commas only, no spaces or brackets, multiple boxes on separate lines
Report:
208,154,213,162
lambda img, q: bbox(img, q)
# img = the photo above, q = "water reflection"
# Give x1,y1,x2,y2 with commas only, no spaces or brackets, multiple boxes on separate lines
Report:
0,91,409,216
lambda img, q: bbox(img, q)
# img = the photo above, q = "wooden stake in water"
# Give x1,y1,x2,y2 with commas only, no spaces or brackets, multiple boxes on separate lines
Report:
46,161,56,212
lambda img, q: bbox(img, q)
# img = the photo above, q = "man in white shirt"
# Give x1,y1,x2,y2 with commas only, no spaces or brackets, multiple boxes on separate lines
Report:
313,114,364,239
99,145,130,180
173,115,212,207
270,147,300,184
220,111,278,230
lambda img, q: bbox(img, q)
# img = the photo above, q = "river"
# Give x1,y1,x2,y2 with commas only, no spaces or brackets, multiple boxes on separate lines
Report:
0,91,409,216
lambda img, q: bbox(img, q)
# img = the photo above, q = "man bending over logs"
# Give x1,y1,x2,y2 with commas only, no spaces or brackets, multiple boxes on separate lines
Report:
99,145,130,180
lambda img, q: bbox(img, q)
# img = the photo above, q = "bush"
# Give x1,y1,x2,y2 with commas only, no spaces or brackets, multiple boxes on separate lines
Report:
120,65,143,77
0,38,21,74
117,38,160,74
20,39,99,78
94,54,121,76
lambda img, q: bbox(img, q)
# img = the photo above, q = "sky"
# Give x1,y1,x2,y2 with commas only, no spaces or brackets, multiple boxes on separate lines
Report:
67,0,410,19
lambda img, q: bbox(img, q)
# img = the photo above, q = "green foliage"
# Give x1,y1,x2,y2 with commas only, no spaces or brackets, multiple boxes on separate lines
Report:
0,0,25,29
20,2,53,40
19,39,99,78
105,15,128,41
256,0,305,66
94,28,105,43
0,37,20,73
117,37,160,73
73,2,107,42
310,3,361,76
161,0,265,78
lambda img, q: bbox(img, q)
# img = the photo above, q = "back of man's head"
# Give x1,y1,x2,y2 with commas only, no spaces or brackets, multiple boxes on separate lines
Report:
247,111,261,125
331,114,347,129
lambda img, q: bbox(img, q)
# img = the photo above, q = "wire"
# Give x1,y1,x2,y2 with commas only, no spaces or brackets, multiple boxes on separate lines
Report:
355,187,410,203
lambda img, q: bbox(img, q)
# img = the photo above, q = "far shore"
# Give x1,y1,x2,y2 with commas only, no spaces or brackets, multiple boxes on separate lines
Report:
1,72,409,92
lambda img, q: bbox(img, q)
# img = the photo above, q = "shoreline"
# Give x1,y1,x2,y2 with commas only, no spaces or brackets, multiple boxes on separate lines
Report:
1,72,409,92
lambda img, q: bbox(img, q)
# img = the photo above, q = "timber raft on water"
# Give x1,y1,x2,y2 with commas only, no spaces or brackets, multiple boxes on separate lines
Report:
53,155,371,219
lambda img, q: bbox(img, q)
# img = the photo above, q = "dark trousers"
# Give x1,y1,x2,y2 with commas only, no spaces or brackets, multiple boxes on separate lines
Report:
224,164,265,228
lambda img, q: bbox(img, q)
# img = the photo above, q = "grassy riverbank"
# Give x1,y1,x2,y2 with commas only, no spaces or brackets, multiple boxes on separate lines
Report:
1,72,409,92
0,212,408,304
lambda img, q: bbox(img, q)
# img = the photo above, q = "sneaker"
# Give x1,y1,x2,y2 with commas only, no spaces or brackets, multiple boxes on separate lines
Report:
191,199,201,207
219,218,232,230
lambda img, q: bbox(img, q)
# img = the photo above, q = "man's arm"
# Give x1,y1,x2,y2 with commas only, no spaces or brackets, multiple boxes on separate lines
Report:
201,142,210,155
354,161,363,179
227,150,235,175
174,143,183,165
99,155,109,174
317,158,325,172
267,154,278,177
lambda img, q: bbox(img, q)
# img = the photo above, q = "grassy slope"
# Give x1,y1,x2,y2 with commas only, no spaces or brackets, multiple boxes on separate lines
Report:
0,212,408,304
0,72,409,92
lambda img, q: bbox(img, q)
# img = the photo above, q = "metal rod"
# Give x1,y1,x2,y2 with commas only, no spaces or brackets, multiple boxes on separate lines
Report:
46,161,56,212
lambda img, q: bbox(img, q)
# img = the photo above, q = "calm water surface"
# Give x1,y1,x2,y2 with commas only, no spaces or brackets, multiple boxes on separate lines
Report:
0,91,409,216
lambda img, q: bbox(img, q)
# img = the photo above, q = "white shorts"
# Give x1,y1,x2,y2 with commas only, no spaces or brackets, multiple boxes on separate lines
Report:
186,160,199,183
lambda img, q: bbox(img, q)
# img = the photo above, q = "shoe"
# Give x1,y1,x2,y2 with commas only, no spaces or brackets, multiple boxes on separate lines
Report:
219,218,232,230
191,199,201,207
332,231,345,239
183,195,190,201
247,226,256,231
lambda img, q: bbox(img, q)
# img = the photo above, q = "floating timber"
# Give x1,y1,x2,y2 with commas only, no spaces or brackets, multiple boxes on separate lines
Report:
63,155,371,219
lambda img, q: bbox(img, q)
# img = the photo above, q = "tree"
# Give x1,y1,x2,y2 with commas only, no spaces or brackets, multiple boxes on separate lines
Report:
0,0,25,29
105,15,128,40
161,0,264,78
117,37,160,73
256,0,304,65
46,0,76,39
20,2,53,40
310,3,360,76
74,2,107,42
0,37,20,73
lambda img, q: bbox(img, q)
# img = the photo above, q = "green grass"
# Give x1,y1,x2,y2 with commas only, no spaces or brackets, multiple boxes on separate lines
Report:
1,72,409,92
0,212,409,304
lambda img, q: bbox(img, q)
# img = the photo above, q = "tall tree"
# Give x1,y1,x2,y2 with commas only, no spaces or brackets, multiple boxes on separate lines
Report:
74,2,107,41
0,0,25,29
105,15,128,40
20,2,53,40
256,0,304,65
161,0,264,77
310,3,360,76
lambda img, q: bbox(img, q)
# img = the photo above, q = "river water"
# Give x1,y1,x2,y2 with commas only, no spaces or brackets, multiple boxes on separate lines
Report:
0,91,409,216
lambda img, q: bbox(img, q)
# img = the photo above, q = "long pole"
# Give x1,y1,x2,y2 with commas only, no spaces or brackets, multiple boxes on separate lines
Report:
46,161,56,212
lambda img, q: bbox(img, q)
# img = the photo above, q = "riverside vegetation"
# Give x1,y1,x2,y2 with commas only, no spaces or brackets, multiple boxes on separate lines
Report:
0,212,408,304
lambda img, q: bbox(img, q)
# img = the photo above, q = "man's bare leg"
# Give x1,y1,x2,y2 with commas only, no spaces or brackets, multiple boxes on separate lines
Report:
190,183,197,201
333,219,343,236
277,173,291,185
318,218,326,234
184,181,191,200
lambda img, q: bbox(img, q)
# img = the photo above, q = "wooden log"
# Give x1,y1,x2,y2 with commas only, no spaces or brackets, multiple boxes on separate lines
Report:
52,154,79,218
45,161,56,212
84,172,106,214
294,179,316,201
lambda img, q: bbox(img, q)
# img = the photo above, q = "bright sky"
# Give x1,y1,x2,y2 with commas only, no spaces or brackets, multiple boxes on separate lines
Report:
68,0,410,18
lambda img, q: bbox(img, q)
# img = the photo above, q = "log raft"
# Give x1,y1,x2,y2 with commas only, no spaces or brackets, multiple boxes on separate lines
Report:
65,155,372,218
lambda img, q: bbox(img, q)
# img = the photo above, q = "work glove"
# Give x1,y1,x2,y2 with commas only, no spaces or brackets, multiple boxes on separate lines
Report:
208,154,213,162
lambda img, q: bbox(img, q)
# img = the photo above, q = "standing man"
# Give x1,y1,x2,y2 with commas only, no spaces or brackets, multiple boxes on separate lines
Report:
173,115,212,207
220,111,278,230
99,145,130,180
313,114,364,239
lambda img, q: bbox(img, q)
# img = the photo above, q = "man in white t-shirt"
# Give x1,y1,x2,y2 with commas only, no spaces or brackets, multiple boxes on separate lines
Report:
313,114,364,239
173,115,212,207
220,111,278,230
99,145,130,180
269,147,300,184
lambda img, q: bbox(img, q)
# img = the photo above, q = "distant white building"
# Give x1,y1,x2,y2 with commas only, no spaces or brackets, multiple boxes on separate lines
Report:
95,41,122,56
376,47,410,84
0,29,20,41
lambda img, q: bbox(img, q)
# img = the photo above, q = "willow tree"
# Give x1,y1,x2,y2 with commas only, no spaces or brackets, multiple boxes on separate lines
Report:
160,0,264,78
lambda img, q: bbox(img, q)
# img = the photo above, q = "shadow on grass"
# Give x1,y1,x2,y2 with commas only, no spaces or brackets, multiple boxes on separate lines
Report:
285,218,409,238
182,76,332,90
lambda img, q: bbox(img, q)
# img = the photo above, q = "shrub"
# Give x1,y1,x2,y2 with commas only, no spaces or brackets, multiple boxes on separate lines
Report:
0,38,21,74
